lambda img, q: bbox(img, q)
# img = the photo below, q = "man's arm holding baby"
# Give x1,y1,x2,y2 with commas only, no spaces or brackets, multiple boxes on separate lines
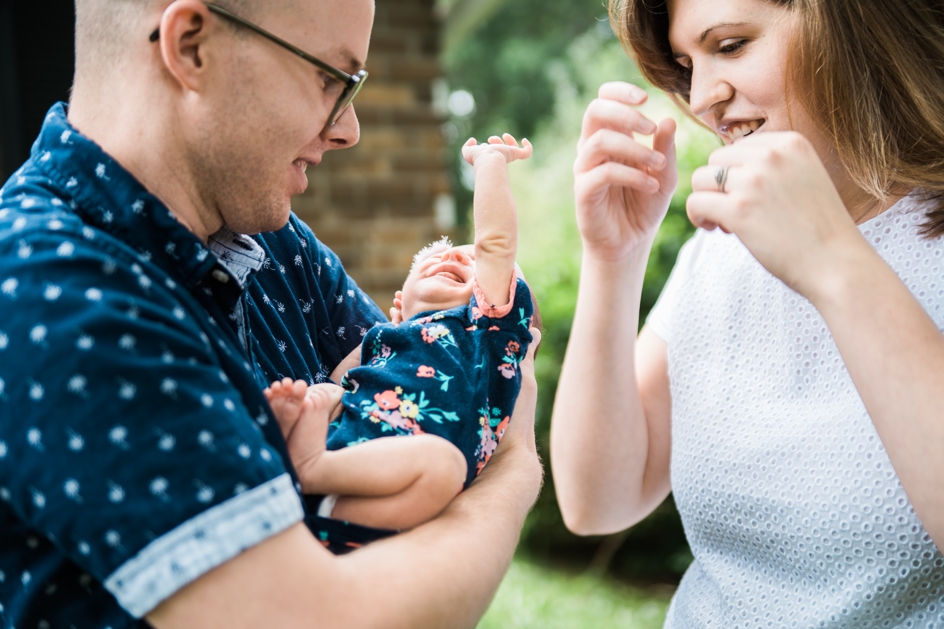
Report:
147,331,542,629
463,134,532,307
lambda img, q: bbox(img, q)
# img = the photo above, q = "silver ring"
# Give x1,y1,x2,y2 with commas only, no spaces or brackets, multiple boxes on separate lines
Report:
714,165,729,193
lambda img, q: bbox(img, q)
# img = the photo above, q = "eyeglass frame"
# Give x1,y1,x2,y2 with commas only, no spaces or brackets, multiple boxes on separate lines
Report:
148,2,368,128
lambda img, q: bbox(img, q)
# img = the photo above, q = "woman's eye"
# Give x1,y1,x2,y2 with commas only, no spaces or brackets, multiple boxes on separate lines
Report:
718,39,747,55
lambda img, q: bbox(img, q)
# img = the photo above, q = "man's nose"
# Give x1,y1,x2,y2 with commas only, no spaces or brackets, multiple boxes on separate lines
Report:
322,105,361,150
688,62,734,120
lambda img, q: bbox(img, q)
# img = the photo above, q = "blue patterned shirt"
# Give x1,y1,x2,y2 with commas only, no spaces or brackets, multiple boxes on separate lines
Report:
0,104,385,627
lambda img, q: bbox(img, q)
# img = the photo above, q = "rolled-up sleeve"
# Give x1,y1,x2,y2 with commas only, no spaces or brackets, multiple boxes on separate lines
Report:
0,230,302,617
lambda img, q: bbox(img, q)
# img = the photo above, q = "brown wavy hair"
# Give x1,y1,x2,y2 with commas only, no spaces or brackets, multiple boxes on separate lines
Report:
610,0,944,237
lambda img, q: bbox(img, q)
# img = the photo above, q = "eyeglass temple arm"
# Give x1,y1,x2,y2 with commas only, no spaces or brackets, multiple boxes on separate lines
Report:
147,3,360,86
203,3,354,82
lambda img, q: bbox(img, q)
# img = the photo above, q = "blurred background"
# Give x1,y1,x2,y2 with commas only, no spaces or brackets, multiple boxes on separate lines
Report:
0,1,718,625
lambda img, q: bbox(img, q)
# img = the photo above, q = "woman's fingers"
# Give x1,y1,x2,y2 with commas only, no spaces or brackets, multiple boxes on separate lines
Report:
688,163,750,230
576,161,660,198
574,128,665,175
691,163,736,193
580,92,656,147
686,190,728,231
651,118,679,190
598,81,649,104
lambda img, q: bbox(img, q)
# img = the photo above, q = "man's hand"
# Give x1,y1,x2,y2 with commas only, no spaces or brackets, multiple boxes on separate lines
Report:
480,327,542,484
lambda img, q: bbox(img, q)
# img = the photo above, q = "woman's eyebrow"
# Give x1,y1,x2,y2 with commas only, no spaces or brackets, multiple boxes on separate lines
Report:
698,21,749,43
671,21,750,58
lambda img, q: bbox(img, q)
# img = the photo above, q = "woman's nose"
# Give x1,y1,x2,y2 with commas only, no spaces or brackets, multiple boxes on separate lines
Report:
688,62,734,120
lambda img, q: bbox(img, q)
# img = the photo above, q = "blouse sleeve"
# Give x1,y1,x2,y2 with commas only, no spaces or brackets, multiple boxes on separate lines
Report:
646,229,708,344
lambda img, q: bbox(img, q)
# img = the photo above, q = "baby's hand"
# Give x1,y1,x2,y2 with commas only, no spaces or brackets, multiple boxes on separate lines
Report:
462,134,533,166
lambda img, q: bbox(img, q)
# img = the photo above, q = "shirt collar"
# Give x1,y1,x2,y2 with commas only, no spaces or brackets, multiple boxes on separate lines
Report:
208,226,265,288
31,103,259,290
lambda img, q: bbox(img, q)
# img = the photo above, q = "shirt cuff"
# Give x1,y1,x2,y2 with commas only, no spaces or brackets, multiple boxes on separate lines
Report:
104,473,303,618
472,275,518,319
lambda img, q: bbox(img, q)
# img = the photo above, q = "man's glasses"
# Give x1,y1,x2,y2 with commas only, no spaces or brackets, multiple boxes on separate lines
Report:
149,3,368,128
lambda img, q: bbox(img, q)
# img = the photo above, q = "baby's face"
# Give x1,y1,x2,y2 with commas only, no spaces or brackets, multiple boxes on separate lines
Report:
399,244,476,319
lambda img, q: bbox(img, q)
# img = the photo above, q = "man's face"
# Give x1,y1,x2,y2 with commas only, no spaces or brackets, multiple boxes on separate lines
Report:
189,0,374,235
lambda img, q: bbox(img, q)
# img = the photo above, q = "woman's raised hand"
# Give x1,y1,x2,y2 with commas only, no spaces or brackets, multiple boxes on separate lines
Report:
688,131,862,299
574,82,678,261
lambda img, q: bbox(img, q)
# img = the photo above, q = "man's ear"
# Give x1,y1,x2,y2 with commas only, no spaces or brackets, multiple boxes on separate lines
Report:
158,0,216,92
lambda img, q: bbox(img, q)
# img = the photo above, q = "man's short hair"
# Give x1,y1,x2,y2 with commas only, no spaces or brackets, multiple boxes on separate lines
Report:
73,0,256,84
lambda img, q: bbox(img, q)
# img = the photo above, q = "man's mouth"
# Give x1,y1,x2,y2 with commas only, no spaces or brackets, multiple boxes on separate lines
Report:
724,119,764,142
293,159,310,173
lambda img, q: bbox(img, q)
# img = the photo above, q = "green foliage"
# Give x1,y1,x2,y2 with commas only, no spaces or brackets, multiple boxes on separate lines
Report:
445,15,719,582
478,558,670,628
443,0,610,141
442,0,613,226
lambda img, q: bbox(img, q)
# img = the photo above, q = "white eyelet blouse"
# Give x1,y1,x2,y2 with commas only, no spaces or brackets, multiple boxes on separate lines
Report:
648,193,944,628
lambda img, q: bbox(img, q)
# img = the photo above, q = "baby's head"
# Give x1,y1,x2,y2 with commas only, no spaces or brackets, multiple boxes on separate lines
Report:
392,238,543,337
395,237,475,320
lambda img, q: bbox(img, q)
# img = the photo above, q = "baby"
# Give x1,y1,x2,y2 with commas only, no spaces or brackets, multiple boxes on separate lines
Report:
265,134,536,551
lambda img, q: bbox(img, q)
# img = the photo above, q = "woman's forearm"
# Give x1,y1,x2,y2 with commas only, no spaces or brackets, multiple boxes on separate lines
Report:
551,243,668,535
809,233,944,550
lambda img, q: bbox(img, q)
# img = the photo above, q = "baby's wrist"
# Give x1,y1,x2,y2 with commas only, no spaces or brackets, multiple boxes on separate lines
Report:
471,150,509,169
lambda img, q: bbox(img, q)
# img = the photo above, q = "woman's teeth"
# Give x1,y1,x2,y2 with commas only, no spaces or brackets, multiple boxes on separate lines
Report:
729,120,761,141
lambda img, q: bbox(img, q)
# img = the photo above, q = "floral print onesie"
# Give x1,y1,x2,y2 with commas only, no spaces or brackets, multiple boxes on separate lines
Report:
330,277,534,491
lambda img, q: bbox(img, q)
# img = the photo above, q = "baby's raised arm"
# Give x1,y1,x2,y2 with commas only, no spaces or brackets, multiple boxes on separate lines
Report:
462,134,532,307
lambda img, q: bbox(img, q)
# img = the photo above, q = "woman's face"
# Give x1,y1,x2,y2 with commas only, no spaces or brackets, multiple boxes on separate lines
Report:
667,0,828,153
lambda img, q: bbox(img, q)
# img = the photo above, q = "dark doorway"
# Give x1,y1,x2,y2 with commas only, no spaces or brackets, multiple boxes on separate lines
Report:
0,0,76,180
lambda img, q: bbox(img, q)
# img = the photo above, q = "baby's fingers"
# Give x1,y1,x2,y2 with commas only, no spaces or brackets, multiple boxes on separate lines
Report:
501,133,520,148
461,138,478,165
519,138,533,159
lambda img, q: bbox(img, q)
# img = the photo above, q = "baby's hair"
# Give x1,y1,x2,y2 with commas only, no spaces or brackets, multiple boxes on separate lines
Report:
411,236,453,270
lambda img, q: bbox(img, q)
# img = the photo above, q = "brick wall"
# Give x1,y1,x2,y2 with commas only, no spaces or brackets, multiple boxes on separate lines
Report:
292,0,453,311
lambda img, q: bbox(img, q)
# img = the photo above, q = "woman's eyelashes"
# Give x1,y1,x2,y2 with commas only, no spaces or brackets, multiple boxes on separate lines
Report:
674,38,750,69
717,38,748,56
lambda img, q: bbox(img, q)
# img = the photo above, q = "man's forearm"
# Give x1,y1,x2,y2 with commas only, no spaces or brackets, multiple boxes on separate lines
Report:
338,340,543,629
338,442,542,628
149,447,542,629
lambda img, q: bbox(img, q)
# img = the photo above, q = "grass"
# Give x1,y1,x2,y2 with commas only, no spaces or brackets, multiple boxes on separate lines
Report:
477,559,671,629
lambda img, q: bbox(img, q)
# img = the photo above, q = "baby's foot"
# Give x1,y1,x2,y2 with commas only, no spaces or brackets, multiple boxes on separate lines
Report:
264,379,344,491
265,378,310,436
462,133,533,166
